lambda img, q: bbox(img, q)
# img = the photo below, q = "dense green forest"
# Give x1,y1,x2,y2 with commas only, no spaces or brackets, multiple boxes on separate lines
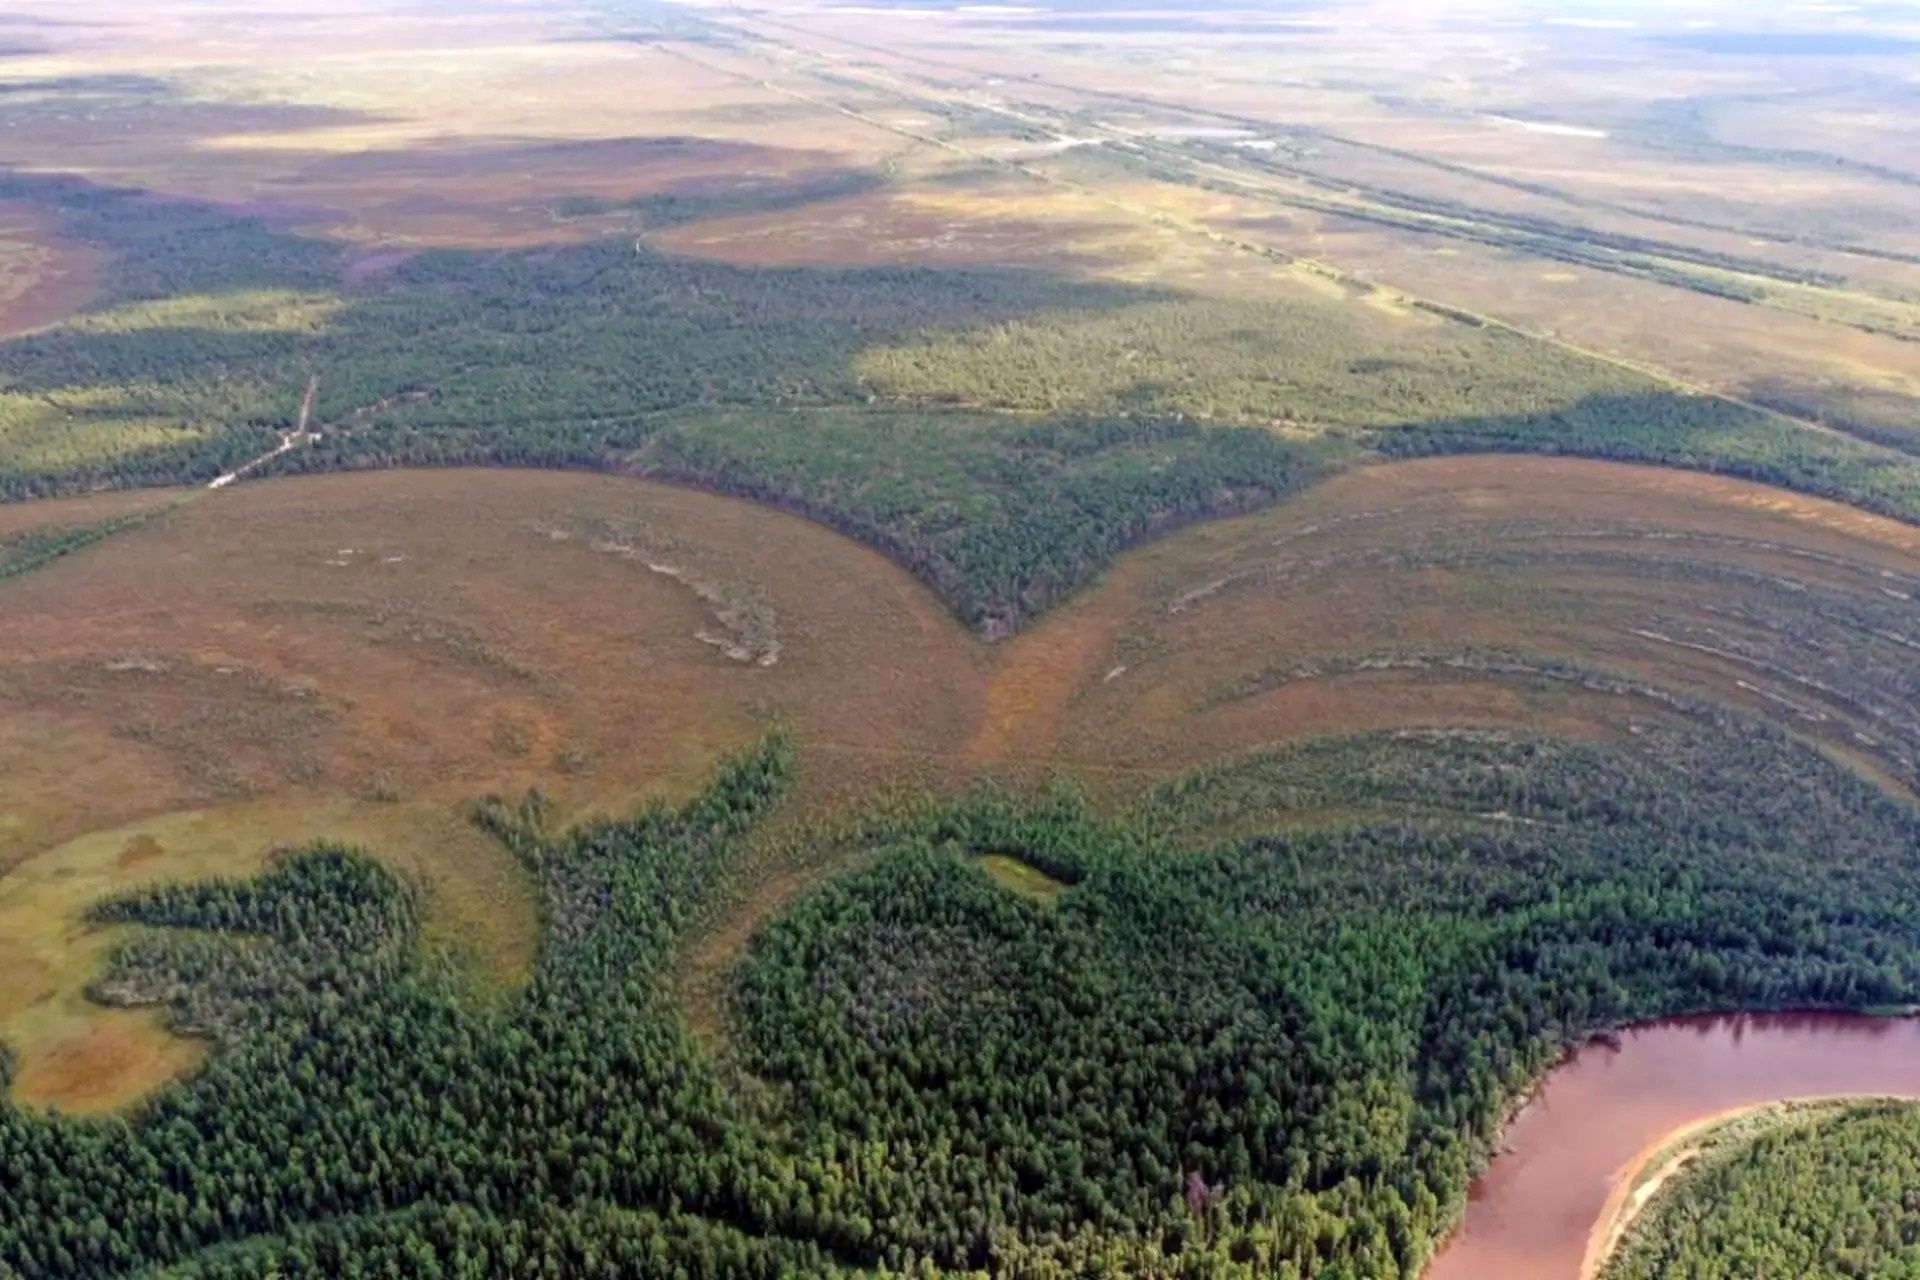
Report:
3,170,1917,631
0,172,1323,629
6,716,1920,1278
1602,1101,1920,1280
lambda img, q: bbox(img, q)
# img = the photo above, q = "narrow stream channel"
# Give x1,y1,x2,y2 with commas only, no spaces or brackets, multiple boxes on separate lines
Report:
1426,1012,1920,1280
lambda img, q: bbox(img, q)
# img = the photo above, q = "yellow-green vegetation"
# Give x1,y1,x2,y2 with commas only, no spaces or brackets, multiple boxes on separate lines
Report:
0,388,216,475
856,295,1638,427
0,796,536,1114
978,852,1068,903
3,167,1916,613
1602,1099,1920,1280
55,290,344,336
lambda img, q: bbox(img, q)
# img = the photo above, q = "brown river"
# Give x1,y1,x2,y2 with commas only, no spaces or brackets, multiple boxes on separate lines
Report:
1425,1012,1920,1280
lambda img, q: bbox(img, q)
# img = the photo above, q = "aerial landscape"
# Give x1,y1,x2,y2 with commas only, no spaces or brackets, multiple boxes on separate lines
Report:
1,0,1919,1275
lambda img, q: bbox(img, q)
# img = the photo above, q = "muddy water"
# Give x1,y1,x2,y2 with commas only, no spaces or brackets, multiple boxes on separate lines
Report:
1426,1012,1920,1280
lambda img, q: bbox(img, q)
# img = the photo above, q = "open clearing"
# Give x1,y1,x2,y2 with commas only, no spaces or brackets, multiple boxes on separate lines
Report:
977,853,1069,904
5,457,1916,1110
6,457,1916,1110
998,454,1920,796
0,468,985,1110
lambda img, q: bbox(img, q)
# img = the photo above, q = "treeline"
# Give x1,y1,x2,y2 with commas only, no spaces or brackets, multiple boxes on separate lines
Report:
639,409,1316,633
85,847,420,1042
265,405,1314,634
1743,381,1920,459
0,508,166,582
550,166,882,229
0,739,832,1280
0,173,1324,630
1603,1101,1920,1280
1376,391,1920,524
4,170,1916,634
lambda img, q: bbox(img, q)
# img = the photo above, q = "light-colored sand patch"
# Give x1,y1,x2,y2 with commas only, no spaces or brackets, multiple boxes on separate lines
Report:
1582,1095,1920,1279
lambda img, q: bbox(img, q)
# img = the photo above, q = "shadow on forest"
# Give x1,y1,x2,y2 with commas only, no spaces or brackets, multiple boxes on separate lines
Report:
4,161,1916,631
0,73,389,153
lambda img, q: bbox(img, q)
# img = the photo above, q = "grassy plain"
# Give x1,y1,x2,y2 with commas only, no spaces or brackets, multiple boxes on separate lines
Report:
991,454,1920,795
698,0,1920,452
